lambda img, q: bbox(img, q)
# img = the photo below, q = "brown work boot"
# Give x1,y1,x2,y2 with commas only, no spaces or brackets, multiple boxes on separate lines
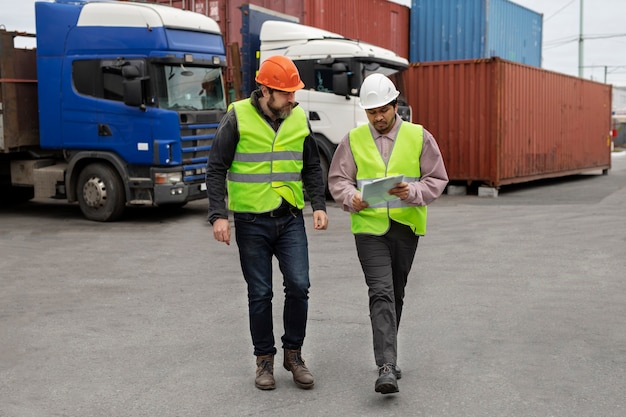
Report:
255,354,275,390
283,348,314,389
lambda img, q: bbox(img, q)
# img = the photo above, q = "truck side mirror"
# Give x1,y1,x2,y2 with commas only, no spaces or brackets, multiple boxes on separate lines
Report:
122,65,140,79
122,65,146,108
123,79,144,107
332,63,350,97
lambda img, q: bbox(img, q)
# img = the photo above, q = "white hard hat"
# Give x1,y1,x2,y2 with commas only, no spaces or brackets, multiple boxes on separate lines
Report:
358,73,400,109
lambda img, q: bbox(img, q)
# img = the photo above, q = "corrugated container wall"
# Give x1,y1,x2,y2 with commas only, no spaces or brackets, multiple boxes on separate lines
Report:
0,30,38,152
410,0,542,66
143,0,305,95
302,0,410,59
137,1,409,94
141,0,304,47
239,4,299,97
406,58,612,187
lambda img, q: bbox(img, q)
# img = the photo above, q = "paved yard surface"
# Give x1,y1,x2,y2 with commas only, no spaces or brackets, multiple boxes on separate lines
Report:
1,151,625,417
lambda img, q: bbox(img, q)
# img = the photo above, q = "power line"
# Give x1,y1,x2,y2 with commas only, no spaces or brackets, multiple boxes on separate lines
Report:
544,0,576,22
585,33,626,40
544,33,626,49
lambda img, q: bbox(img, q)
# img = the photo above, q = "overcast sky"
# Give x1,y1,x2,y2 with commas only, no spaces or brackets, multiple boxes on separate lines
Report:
1,0,624,86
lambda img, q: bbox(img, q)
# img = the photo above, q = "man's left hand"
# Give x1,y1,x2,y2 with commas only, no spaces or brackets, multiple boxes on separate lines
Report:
389,182,410,200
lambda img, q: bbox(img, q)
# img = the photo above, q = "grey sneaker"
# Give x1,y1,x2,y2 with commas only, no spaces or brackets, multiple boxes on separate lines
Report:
375,363,399,394
393,365,402,380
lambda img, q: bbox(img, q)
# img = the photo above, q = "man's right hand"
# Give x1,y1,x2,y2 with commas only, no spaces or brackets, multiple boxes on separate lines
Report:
212,218,231,245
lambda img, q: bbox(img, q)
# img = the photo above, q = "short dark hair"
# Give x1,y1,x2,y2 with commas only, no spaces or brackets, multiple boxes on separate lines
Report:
256,84,277,94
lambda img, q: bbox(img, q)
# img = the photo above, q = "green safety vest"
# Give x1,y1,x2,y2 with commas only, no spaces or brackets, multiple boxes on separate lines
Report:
227,99,307,213
349,122,428,235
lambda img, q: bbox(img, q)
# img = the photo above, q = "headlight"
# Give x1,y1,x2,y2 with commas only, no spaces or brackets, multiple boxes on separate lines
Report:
154,172,182,184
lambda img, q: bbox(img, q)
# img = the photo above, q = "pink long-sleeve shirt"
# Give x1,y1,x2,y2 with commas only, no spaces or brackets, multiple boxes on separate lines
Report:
328,115,449,213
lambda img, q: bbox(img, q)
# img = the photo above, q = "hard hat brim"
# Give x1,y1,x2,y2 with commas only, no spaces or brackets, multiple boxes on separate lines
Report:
359,90,400,109
278,80,305,92
255,78,305,92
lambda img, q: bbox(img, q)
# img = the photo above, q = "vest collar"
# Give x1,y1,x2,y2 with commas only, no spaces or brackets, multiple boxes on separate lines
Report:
368,113,402,141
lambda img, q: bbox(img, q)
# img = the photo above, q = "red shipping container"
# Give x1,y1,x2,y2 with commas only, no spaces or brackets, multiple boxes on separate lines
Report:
146,0,408,57
302,0,409,59
405,58,612,187
139,1,409,86
141,1,303,53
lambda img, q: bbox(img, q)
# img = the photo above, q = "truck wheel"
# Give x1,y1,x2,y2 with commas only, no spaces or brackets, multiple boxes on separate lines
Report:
76,163,126,222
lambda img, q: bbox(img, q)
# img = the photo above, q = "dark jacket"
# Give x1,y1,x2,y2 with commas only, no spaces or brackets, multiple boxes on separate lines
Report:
205,90,327,224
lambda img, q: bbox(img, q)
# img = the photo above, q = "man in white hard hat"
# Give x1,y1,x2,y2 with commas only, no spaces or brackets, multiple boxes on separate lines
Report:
328,73,448,394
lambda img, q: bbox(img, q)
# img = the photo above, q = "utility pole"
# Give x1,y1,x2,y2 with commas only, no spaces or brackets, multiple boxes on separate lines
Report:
578,0,584,77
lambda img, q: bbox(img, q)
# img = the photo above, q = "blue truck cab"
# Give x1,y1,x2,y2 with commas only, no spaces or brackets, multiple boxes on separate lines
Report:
29,0,226,220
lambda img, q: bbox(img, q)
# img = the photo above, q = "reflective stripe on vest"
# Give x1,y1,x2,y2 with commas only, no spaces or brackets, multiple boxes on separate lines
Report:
349,122,428,236
227,99,308,212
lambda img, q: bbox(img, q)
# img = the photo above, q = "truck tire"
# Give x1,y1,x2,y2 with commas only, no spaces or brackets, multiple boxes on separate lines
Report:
76,163,126,222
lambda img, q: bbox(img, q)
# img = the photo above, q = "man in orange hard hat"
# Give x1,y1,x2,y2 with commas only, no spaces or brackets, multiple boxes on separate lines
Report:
206,55,328,391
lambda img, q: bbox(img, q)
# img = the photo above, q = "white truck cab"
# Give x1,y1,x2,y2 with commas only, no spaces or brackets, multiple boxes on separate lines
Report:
259,20,411,193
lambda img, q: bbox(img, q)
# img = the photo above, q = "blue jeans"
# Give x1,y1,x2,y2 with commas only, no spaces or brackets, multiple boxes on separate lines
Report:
234,209,310,357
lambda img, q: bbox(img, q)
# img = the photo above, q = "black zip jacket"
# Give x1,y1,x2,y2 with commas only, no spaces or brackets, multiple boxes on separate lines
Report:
205,90,327,224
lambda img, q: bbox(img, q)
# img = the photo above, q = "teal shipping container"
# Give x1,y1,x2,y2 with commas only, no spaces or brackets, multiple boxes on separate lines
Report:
410,0,542,66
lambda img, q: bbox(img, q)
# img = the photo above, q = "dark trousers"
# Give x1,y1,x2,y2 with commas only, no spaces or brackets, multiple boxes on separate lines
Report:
355,221,419,366
234,210,310,357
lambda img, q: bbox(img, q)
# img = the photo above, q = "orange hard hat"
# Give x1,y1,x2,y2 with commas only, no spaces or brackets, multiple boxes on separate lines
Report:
255,55,304,92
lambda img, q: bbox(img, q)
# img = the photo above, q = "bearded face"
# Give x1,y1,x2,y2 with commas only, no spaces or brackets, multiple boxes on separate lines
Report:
366,103,397,135
267,90,295,119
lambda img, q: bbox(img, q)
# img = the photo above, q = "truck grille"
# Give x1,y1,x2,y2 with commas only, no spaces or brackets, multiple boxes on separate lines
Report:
180,121,219,183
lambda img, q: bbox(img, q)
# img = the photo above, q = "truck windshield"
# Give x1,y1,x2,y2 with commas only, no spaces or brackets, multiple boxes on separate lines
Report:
364,66,405,97
156,65,226,111
364,66,400,80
